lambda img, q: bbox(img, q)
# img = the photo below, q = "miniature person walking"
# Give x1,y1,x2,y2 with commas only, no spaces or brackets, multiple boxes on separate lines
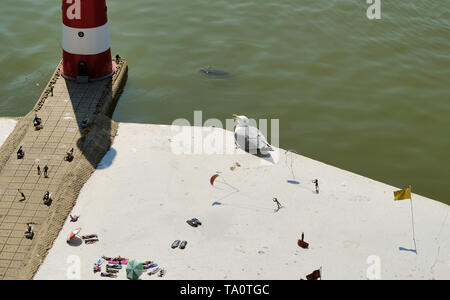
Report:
81,118,89,129
43,191,51,205
44,165,49,178
24,222,35,239
33,114,42,129
313,179,319,194
273,197,282,211
65,148,74,162
17,146,25,159
37,165,41,176
18,189,26,201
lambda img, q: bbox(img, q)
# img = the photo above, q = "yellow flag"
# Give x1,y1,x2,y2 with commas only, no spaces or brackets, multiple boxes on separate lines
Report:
394,187,411,201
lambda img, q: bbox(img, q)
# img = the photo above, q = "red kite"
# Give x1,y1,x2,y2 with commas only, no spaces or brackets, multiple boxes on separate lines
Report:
210,174,220,186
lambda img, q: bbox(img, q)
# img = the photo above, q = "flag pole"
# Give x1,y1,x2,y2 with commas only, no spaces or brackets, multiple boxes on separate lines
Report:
409,185,417,254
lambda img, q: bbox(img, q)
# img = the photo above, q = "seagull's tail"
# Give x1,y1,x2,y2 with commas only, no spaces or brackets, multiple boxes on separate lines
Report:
257,144,274,157
265,144,274,152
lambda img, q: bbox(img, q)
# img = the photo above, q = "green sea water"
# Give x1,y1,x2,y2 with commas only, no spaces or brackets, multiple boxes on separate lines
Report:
0,0,449,203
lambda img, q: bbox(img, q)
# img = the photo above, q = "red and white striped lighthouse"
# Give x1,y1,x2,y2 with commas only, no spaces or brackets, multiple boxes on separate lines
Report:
61,0,114,81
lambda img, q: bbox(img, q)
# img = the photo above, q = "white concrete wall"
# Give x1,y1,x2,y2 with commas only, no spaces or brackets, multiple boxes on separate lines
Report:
35,123,449,280
0,118,17,147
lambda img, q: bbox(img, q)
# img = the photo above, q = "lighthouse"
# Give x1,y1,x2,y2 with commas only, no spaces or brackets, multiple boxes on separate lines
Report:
61,0,114,82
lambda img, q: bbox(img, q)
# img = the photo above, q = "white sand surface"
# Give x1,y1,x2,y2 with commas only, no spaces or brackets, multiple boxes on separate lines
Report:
35,123,449,280
0,118,17,147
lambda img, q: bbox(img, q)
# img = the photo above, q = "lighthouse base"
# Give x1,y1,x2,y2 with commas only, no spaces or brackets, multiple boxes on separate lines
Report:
61,62,116,83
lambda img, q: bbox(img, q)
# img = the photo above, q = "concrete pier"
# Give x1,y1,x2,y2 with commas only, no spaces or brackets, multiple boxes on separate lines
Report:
0,58,128,280
34,123,449,280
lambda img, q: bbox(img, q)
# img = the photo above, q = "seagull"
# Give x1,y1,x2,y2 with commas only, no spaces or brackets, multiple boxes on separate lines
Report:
232,114,274,156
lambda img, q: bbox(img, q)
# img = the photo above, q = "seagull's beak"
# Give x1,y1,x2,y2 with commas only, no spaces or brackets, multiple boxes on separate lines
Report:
232,114,238,121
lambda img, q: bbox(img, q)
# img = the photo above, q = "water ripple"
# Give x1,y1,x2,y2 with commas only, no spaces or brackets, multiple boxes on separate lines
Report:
0,0,449,202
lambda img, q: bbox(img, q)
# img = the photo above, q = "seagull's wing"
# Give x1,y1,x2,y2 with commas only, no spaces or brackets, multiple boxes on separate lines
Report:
234,126,250,151
248,126,273,151
235,126,273,153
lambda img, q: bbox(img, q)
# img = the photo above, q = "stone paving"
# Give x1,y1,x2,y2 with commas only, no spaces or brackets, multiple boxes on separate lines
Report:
0,70,111,279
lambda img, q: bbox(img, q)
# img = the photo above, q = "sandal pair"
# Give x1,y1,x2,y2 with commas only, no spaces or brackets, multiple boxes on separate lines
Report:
186,218,202,227
171,240,187,249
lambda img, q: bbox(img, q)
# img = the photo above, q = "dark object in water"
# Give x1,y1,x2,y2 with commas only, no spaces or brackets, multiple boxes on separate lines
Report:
200,68,230,77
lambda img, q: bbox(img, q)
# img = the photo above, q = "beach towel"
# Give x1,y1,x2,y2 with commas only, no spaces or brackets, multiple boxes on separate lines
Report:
106,269,119,274
109,258,129,265
106,264,122,270
101,272,117,278
85,239,99,244
82,234,98,240
143,263,158,270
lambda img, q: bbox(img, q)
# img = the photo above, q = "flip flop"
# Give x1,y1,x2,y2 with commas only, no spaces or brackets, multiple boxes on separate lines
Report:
158,269,166,277
171,240,180,249
180,241,187,249
186,220,198,227
192,218,202,226
148,267,160,275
